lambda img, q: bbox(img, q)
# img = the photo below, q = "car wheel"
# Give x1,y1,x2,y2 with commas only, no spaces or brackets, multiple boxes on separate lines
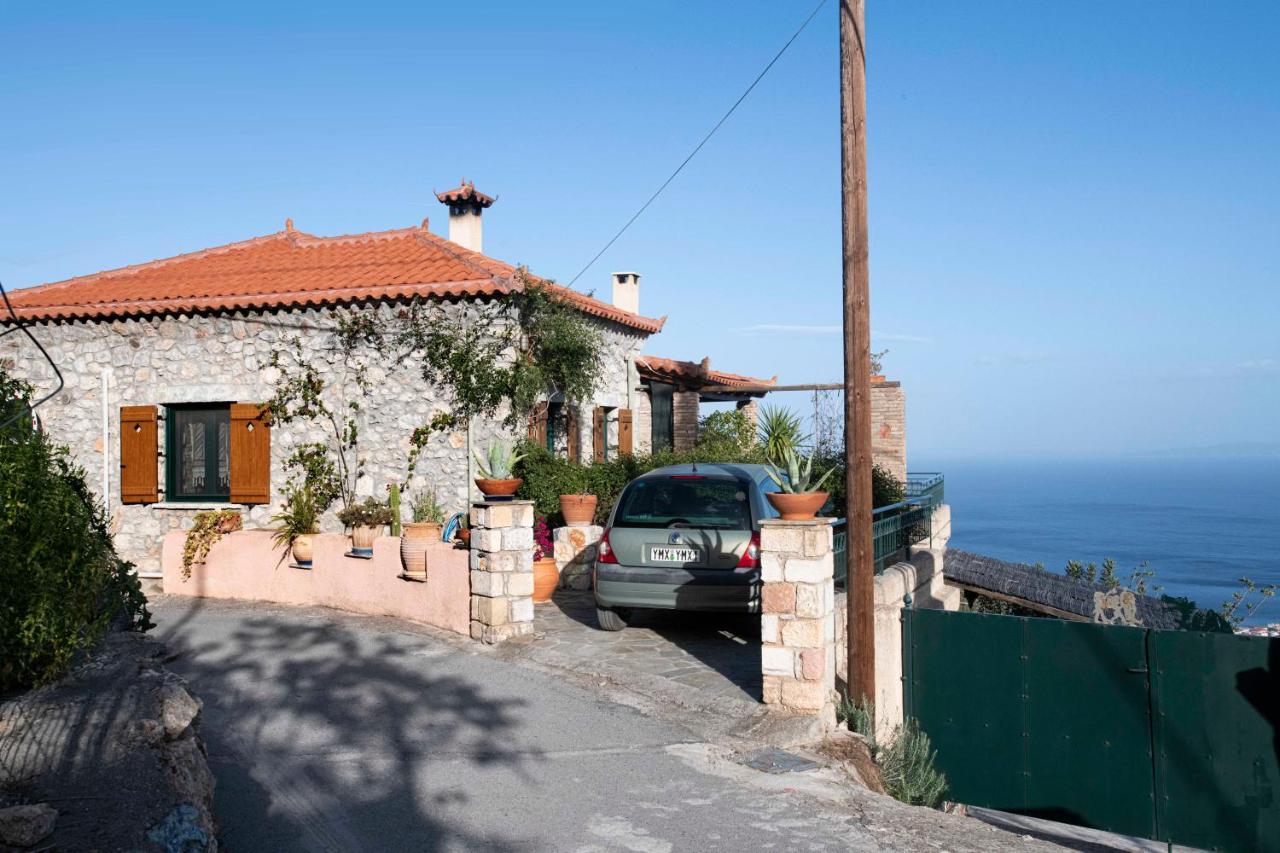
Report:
596,606,631,632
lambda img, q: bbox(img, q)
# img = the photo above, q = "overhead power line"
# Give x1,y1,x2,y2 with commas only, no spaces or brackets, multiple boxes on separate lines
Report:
567,0,829,286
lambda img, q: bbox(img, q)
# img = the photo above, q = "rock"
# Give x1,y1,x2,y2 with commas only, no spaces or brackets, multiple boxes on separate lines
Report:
135,717,166,745
157,680,202,739
0,803,58,848
822,731,886,794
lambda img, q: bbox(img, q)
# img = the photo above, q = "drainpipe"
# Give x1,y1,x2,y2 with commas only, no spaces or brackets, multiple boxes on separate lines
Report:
100,369,110,512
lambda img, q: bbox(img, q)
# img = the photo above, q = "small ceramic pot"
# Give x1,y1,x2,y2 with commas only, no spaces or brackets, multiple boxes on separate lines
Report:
475,478,522,499
559,494,598,526
292,533,316,567
765,492,830,521
351,524,380,555
533,557,560,603
399,521,440,578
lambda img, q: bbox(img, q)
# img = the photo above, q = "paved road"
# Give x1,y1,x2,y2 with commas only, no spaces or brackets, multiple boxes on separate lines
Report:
151,597,1058,853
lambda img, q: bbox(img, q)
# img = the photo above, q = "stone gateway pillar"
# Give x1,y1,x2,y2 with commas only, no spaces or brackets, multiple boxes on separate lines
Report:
469,500,535,644
759,518,837,730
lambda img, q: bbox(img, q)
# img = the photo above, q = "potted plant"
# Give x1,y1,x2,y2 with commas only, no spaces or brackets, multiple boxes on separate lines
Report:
272,486,320,568
532,515,559,602
558,467,597,526
182,509,243,580
337,496,394,556
765,447,838,521
400,490,445,579
456,515,471,547
473,439,525,499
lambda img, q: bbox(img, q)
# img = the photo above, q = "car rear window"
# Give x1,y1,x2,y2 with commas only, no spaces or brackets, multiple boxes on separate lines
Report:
613,477,752,529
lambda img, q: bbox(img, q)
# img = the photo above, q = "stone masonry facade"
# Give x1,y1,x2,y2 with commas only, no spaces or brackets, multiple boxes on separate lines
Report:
870,381,906,482
759,519,837,729
3,300,645,575
672,389,700,452
469,500,535,643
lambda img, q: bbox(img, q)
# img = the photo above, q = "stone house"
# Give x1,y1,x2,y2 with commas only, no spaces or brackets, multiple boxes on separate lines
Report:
3,180,908,579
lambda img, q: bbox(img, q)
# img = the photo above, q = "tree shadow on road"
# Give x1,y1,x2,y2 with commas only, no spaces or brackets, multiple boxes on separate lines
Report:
157,601,535,852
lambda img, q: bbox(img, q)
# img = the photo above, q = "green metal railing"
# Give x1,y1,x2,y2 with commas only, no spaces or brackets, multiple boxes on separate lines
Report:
833,472,943,586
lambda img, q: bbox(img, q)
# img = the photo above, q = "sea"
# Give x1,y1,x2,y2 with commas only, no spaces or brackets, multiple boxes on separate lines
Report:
915,457,1280,627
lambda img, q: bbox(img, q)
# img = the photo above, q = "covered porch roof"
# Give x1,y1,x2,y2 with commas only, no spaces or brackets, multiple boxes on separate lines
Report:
635,355,777,402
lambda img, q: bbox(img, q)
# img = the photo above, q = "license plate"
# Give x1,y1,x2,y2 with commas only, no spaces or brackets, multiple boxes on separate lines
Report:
649,546,701,563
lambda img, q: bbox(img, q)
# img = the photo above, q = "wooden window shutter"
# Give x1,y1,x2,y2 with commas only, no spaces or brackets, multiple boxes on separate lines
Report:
229,403,271,504
592,406,605,462
618,409,633,456
565,407,579,461
527,402,548,446
120,405,159,504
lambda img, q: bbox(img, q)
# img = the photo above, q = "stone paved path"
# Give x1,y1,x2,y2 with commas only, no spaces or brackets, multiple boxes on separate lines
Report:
533,590,762,706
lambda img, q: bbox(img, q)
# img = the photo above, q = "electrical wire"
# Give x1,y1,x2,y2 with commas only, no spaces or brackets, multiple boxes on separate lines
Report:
0,278,65,431
567,0,829,286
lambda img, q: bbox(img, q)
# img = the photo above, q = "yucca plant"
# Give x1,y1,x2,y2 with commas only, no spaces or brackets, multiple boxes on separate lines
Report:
758,405,807,462
765,446,837,494
474,438,525,480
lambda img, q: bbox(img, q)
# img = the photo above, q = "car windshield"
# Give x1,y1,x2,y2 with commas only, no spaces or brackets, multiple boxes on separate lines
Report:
613,477,752,529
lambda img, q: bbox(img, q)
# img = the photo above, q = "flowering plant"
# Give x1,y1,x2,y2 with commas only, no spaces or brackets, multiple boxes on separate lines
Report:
533,515,553,561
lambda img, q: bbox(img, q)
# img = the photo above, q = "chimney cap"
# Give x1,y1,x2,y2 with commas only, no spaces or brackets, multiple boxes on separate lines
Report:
612,271,640,279
435,179,495,210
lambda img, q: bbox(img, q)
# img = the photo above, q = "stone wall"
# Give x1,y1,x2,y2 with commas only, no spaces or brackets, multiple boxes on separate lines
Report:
3,300,646,575
834,505,956,741
672,389,700,452
632,384,653,454
870,381,906,481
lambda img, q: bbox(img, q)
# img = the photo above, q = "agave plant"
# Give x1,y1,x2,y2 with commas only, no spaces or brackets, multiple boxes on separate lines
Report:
473,438,525,480
765,446,837,494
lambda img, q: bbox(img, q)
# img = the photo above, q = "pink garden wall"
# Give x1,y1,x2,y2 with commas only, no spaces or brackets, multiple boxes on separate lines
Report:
161,530,471,636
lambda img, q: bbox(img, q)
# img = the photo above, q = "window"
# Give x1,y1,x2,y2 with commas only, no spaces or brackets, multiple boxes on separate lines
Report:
613,477,752,529
165,404,231,501
649,382,674,452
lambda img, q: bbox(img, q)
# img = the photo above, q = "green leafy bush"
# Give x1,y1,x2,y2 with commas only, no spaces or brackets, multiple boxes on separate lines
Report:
836,698,948,809
1,367,151,691
335,496,394,527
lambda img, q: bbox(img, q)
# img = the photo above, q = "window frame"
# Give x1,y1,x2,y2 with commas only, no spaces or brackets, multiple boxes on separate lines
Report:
164,402,233,503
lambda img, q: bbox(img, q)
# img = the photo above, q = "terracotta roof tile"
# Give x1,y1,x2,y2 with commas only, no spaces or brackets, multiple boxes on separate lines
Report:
636,355,776,389
4,223,665,334
435,180,495,208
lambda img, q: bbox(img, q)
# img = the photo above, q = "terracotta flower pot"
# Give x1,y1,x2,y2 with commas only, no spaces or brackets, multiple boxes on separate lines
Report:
351,524,381,554
292,533,316,567
871,375,887,383
766,491,830,521
559,494,598,526
400,521,440,578
533,557,560,603
457,528,472,547
475,477,522,499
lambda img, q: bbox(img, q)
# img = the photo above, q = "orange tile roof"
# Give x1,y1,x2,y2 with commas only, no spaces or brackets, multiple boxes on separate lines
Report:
435,180,495,208
636,355,776,389
5,222,666,333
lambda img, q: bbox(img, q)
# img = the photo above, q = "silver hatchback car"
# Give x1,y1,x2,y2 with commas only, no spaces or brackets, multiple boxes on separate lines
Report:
592,463,780,631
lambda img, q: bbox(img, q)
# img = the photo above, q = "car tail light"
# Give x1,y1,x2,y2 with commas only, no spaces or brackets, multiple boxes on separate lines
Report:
598,527,618,564
736,531,761,569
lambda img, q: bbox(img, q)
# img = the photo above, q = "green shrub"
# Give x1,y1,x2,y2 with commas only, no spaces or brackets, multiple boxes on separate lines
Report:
1,367,151,692
879,720,948,808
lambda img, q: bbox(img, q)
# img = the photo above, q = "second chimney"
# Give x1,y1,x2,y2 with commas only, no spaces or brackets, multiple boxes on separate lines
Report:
612,272,640,314
435,179,494,253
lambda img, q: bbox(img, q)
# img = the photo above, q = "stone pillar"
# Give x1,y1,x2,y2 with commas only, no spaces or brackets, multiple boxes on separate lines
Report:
469,500,535,644
760,519,837,730
735,398,759,430
672,390,700,451
869,381,906,482
553,524,602,590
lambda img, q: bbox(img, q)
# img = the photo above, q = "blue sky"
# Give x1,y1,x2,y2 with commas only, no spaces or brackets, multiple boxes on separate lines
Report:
2,1,1277,460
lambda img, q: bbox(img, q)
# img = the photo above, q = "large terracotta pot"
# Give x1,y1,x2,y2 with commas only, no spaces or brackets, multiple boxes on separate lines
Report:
533,557,560,603
559,494,598,526
766,491,829,521
475,478,522,499
351,524,381,554
400,521,440,578
292,533,316,568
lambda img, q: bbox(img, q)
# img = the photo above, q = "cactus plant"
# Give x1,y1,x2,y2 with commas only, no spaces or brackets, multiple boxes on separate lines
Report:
388,483,402,537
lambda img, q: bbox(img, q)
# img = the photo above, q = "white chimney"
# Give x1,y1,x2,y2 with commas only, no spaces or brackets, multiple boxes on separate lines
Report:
612,272,640,314
435,179,494,253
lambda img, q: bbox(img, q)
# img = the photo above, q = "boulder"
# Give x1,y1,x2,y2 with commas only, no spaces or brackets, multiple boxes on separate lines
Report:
0,803,57,848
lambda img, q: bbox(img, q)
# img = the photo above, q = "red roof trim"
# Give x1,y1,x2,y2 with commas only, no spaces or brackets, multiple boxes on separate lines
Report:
636,355,776,389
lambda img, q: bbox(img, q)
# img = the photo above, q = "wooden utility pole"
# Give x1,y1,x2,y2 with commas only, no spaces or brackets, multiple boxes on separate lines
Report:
839,0,875,704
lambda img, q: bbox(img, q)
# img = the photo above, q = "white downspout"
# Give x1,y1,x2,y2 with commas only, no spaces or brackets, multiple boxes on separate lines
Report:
101,369,110,511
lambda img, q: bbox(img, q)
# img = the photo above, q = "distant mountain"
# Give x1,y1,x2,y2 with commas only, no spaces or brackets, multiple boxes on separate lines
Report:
1138,442,1280,460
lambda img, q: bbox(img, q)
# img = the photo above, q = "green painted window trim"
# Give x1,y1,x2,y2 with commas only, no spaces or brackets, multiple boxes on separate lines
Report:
164,403,232,502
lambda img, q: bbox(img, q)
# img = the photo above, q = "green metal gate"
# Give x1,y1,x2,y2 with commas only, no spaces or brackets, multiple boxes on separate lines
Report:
903,608,1279,852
